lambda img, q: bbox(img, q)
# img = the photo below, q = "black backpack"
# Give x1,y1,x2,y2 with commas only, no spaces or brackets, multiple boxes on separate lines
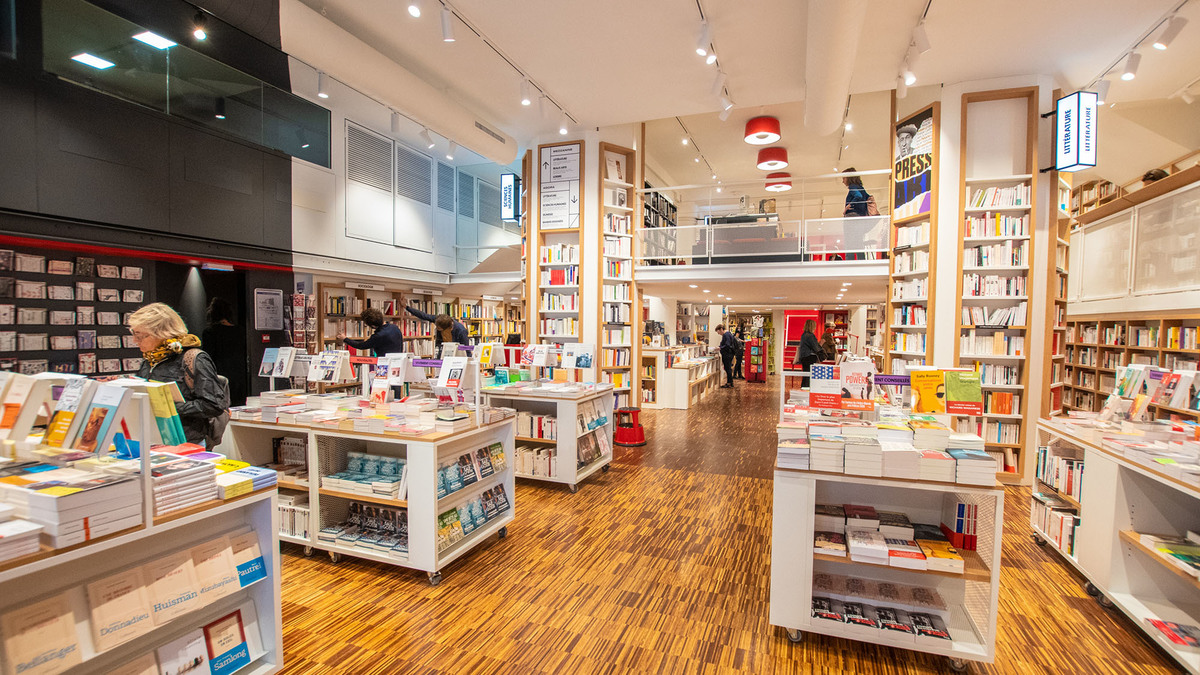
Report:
183,348,231,447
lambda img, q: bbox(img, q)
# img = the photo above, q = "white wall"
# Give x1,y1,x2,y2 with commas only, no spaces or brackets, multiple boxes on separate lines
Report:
849,306,868,356
645,295,677,344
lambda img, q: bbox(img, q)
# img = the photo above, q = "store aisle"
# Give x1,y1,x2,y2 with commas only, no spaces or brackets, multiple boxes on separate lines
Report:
277,377,1174,674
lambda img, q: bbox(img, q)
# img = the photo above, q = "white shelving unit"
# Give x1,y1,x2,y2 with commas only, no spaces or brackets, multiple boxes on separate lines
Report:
227,418,515,585
641,345,718,409
480,388,614,493
598,143,637,408
1034,418,1200,674
769,466,1003,670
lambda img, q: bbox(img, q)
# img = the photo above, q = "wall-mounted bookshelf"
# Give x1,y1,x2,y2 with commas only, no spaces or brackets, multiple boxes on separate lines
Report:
533,141,585,359
953,87,1039,485
599,143,637,408
641,183,677,266
1043,167,1072,418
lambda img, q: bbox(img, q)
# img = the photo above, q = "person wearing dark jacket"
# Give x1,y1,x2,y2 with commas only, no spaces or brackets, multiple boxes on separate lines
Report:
716,324,737,388
201,297,247,406
842,167,874,260
792,319,823,388
338,307,404,356
131,303,228,447
732,320,747,380
404,304,469,350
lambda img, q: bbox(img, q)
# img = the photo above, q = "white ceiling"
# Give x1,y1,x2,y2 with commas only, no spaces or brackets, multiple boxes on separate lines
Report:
637,274,888,309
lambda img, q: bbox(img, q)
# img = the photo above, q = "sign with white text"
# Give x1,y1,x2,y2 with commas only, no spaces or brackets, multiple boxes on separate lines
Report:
1056,91,1098,172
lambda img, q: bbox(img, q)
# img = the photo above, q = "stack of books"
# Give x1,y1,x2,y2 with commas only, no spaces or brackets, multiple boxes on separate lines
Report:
948,448,997,485
153,457,218,516
815,504,846,533
843,437,883,477
881,442,921,479
847,528,889,565
777,438,810,470
845,504,880,531
886,538,928,570
1137,531,1200,578
217,466,278,500
0,506,41,562
878,511,915,540
910,419,951,450
0,464,143,548
813,531,847,557
809,435,846,473
918,449,957,482
323,452,408,500
914,523,965,573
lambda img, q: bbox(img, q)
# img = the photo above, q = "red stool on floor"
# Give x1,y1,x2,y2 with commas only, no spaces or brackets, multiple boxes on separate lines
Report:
614,407,646,447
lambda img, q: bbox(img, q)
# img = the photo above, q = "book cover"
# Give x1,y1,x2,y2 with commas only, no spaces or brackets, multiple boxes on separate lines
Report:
229,530,267,587
143,382,187,445
203,610,251,675
0,373,33,436
105,653,158,675
438,357,468,389
271,347,295,378
86,567,154,651
191,535,240,605
809,364,843,409
811,596,844,622
155,630,207,675
73,384,130,454
1145,618,1200,651
813,531,847,556
839,360,875,410
43,378,96,448
910,370,946,413
0,592,81,675
258,348,279,378
944,370,983,415
142,550,202,625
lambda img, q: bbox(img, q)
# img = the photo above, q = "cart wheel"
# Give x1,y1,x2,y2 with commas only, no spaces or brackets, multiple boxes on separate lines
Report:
1097,594,1114,609
328,551,341,563
498,526,508,539
786,628,804,643
428,572,442,587
602,464,610,473
570,484,578,493
303,545,314,557
1084,582,1100,597
948,657,968,672
1032,535,1046,546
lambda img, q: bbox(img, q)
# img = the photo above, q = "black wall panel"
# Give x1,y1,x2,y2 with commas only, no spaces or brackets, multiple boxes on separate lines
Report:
169,124,265,246
263,152,292,248
0,72,37,212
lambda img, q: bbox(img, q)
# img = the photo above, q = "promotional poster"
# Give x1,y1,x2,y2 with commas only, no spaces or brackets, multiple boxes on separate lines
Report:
893,105,937,220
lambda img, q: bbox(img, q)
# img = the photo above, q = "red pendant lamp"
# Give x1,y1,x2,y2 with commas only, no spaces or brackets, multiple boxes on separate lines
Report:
756,147,789,170
765,172,792,192
744,116,781,145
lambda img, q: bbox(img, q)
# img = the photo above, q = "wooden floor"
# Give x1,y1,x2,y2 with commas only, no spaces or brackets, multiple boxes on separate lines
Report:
278,376,1177,674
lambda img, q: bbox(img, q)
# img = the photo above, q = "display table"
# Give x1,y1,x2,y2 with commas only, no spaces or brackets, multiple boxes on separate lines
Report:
641,345,719,409
1034,418,1200,674
227,418,515,585
769,459,1003,670
480,388,614,493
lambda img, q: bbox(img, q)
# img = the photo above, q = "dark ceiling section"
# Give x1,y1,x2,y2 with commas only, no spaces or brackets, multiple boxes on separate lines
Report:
192,0,281,51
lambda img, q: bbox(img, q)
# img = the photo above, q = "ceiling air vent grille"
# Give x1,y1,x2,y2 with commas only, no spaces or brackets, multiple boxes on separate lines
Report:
457,171,475,218
479,182,500,227
437,162,455,211
346,123,392,192
395,144,432,205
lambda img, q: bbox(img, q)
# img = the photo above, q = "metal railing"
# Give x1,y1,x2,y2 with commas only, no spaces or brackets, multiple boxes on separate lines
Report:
636,215,890,265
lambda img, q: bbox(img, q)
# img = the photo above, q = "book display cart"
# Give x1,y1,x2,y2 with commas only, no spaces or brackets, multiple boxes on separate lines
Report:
598,143,637,409
479,388,613,493
226,418,515,585
745,337,769,383
1034,418,1200,674
953,87,1039,484
0,393,283,674
884,104,940,375
769,466,1003,671
640,345,719,410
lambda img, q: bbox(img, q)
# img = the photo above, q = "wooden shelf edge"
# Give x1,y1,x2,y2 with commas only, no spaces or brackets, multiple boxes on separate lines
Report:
1117,530,1200,591
317,487,408,508
812,548,991,582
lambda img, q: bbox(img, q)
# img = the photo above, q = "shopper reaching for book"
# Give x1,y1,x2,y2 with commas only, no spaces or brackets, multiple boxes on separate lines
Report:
403,300,469,349
130,302,230,447
337,307,404,356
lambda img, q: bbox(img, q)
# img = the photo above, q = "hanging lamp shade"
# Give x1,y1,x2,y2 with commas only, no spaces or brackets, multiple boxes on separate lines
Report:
744,116,781,145
765,172,792,192
756,146,789,170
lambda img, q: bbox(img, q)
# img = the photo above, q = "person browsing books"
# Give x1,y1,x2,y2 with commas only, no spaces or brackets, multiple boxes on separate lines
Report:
130,303,229,447
820,324,839,362
732,320,747,380
403,302,469,349
716,324,737,388
337,307,404,356
792,319,822,387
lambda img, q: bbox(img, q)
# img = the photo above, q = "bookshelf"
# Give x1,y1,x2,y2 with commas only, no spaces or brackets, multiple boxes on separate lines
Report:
533,141,585,361
820,310,850,356
745,337,769,383
1063,313,1200,417
598,143,637,408
1043,169,1072,418
953,87,1039,485
641,183,678,265
884,103,940,375
227,417,515,585
504,301,525,343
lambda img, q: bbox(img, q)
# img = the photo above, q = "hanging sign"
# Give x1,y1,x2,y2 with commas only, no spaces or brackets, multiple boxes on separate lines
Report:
1056,91,1098,172
501,173,521,222
539,142,581,230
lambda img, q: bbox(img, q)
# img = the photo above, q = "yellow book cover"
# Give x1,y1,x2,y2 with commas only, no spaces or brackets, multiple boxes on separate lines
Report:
917,539,963,561
209,459,250,474
910,370,946,414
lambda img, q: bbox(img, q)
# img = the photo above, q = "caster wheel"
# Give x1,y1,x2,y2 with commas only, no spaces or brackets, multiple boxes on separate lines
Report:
786,628,804,643
498,526,508,539
1097,594,1114,609
948,657,968,672
1085,582,1100,597
328,552,341,563
1033,535,1046,547
602,464,610,473
570,484,578,494
428,572,442,587
303,546,314,557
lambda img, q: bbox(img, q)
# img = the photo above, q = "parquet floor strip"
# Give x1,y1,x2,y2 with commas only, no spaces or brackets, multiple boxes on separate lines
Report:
279,376,1176,674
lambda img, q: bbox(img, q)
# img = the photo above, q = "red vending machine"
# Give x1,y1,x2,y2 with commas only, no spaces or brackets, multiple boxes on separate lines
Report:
744,337,769,383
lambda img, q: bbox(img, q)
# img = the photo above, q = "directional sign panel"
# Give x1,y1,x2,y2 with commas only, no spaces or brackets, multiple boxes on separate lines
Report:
539,142,581,230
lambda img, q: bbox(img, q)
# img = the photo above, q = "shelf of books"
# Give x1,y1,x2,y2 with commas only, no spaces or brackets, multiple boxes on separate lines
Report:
479,387,613,493
0,375,284,675
640,345,717,410
1035,415,1200,674
1043,169,1071,418
953,87,1039,485
641,183,678,266
884,103,939,376
533,141,585,380
598,143,637,409
504,301,525,344
227,415,515,583
769,405,1003,669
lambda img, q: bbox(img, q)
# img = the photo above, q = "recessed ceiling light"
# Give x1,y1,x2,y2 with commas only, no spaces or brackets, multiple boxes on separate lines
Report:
773,296,786,299
71,53,115,69
682,138,689,145
844,121,853,132
132,31,176,50
703,289,711,293
718,294,724,298
694,157,700,163
716,187,722,192
192,11,207,40
511,296,518,300
408,1,422,18
689,284,698,288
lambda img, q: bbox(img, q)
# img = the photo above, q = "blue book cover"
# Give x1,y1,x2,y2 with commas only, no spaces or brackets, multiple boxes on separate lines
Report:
444,463,463,493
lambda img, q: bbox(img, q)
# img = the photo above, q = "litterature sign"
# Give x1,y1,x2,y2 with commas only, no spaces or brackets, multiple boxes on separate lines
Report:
500,173,520,221
892,104,938,220
1055,91,1098,172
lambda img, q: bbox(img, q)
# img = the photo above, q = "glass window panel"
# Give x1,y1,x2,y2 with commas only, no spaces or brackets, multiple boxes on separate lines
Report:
1080,212,1132,300
1133,184,1200,294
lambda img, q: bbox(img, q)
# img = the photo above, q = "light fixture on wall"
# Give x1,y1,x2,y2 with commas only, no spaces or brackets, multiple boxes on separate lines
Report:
441,6,455,42
765,172,792,192
1121,52,1140,80
695,21,710,56
902,65,917,86
214,98,226,119
1094,79,1111,105
756,147,789,170
706,51,717,66
192,11,207,40
446,141,457,161
744,116,780,145
558,112,569,135
1153,16,1187,50
913,23,931,54
391,111,400,134
520,80,532,106
420,128,435,149
317,71,329,98
408,1,421,18
718,106,733,122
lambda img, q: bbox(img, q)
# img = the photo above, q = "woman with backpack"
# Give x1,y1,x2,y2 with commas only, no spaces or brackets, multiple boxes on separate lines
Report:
130,302,230,447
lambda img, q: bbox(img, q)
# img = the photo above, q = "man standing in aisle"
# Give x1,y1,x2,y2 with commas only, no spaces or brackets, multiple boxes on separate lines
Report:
716,324,737,388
